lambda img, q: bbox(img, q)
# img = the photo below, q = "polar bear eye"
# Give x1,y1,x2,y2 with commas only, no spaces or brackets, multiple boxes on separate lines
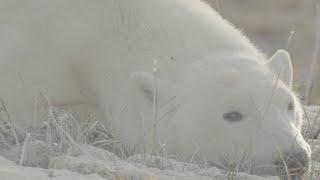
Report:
288,102,294,111
223,111,243,122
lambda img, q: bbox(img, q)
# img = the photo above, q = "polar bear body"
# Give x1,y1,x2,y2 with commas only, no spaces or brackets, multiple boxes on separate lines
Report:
0,0,310,177
0,0,262,128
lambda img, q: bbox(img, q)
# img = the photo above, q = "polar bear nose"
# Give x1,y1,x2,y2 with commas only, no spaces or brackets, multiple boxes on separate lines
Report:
275,149,310,179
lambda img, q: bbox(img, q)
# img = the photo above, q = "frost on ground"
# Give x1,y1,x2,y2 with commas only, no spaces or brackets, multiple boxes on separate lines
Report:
0,145,276,180
0,105,319,179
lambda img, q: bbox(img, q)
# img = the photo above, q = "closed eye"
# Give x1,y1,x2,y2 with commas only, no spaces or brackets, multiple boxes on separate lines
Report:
223,111,243,122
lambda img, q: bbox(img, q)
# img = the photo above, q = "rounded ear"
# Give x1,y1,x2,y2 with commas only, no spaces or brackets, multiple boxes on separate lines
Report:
128,72,174,104
267,50,293,87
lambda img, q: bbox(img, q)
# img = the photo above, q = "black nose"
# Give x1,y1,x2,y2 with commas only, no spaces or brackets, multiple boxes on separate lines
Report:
275,150,310,180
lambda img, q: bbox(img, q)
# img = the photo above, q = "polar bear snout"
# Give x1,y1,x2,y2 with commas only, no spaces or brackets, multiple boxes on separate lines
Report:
275,148,310,179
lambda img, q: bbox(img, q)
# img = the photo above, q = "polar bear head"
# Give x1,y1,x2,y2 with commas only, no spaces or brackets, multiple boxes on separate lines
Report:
124,50,311,179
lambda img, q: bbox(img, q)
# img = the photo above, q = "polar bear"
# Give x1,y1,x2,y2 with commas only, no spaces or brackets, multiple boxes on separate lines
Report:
0,0,311,178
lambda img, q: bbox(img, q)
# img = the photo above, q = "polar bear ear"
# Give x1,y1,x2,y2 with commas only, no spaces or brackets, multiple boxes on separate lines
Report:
128,72,173,104
267,50,293,87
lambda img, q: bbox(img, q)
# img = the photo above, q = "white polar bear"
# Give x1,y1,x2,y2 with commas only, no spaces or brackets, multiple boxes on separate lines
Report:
0,0,311,178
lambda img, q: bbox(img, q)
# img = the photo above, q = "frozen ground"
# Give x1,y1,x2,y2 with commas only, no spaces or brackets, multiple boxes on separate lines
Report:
0,105,319,180
0,145,276,180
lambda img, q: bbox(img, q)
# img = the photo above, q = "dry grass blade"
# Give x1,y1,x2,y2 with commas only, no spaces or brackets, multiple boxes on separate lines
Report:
82,120,99,142
19,133,31,166
262,60,283,122
0,98,20,146
272,136,292,180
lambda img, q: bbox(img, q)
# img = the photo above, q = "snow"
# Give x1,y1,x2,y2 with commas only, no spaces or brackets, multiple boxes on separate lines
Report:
0,166,104,180
0,156,103,180
0,144,277,180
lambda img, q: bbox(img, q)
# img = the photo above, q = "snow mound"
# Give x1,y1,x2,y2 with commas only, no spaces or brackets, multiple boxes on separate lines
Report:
49,145,277,180
0,144,277,180
0,156,104,180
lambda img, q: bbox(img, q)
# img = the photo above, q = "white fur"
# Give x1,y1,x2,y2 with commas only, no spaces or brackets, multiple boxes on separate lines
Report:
0,0,310,176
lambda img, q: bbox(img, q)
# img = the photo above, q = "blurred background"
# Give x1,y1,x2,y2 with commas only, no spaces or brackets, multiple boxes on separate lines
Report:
205,0,320,104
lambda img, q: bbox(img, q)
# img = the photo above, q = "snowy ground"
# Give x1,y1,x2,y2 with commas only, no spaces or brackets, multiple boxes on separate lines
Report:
0,145,276,180
0,105,319,180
